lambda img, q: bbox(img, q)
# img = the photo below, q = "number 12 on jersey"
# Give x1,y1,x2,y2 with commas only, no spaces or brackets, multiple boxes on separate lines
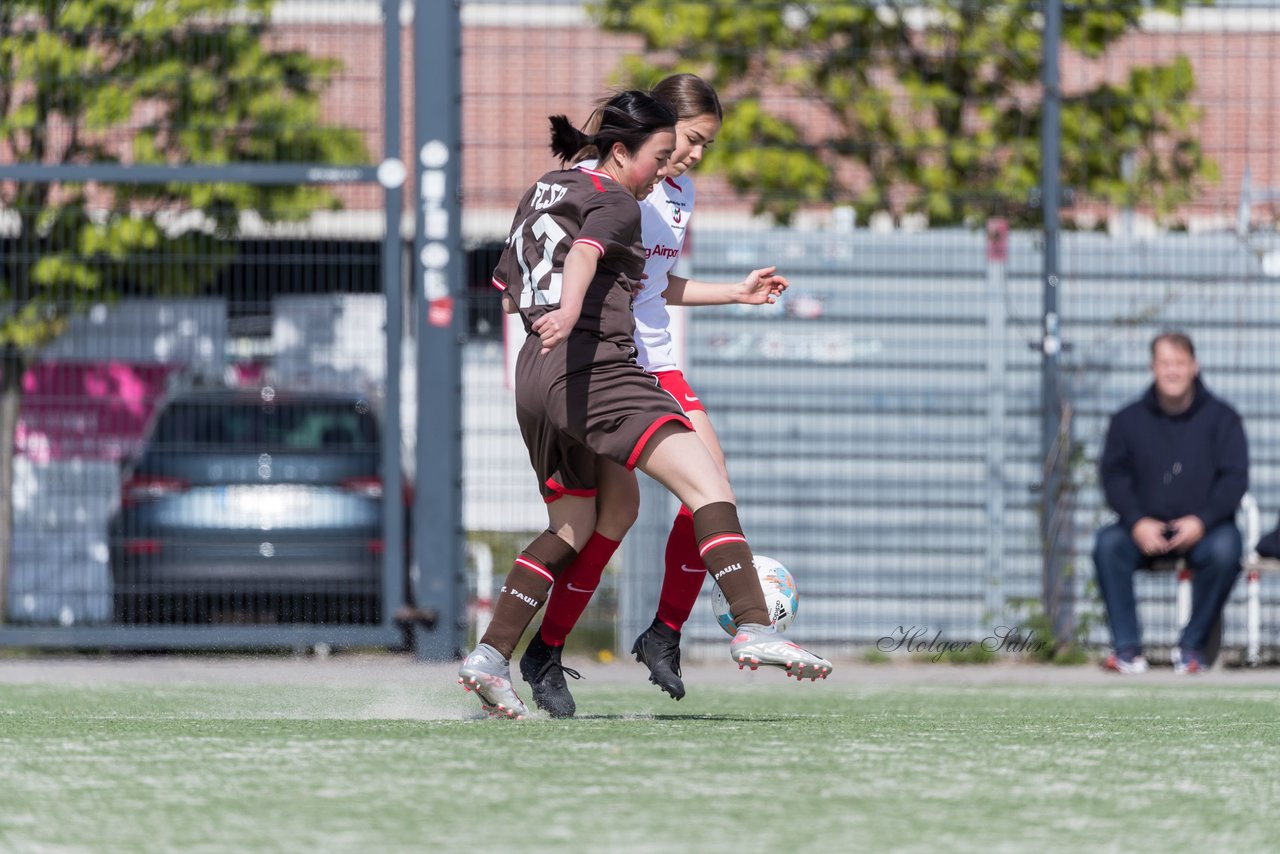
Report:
513,212,567,308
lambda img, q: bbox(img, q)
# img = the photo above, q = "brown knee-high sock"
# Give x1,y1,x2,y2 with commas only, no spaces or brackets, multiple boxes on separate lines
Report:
479,532,578,659
692,502,769,628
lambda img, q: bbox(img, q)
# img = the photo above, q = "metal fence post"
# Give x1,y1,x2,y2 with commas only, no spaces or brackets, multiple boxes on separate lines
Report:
379,0,406,638
985,219,1009,629
413,0,466,660
1040,0,1074,646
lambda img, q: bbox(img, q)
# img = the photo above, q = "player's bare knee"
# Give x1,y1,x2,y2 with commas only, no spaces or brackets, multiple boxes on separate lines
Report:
546,495,597,550
596,500,638,539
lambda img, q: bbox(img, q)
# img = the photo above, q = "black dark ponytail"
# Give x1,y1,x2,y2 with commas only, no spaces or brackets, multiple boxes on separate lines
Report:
549,114,593,162
548,89,676,166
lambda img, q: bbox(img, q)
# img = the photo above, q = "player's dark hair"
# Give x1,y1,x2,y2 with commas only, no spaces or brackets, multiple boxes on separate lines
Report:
548,89,675,165
651,73,722,122
1151,330,1196,359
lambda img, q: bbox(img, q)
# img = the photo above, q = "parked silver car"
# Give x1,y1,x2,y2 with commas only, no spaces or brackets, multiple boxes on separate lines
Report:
109,387,403,624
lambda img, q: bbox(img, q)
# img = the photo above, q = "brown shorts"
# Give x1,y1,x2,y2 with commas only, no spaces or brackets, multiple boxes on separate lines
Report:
514,333,693,501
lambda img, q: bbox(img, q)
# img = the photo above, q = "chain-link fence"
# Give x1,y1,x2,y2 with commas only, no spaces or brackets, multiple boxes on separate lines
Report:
0,0,409,649
458,0,1280,662
6,1,1280,662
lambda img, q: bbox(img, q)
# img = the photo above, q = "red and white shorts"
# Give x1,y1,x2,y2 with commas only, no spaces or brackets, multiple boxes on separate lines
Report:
654,370,706,414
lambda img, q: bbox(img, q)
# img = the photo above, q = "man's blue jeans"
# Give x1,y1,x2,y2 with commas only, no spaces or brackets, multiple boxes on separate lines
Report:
1092,522,1243,654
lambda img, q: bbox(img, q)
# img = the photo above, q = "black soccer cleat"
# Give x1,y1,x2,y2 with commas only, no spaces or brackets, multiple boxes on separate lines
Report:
631,619,685,700
519,634,582,719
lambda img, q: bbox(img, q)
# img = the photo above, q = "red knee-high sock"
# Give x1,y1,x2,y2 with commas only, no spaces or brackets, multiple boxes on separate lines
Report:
539,532,622,646
655,506,705,631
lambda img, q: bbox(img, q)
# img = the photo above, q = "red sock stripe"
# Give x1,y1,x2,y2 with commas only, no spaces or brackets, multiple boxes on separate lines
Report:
698,533,746,557
514,556,555,582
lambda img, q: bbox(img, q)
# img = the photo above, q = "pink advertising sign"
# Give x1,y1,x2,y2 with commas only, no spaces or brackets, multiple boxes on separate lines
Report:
15,362,177,462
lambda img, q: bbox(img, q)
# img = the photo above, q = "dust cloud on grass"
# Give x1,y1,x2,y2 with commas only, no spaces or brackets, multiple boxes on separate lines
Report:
0,653,476,721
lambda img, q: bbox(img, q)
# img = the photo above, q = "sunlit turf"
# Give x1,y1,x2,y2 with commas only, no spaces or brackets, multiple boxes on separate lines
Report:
2,677,1277,852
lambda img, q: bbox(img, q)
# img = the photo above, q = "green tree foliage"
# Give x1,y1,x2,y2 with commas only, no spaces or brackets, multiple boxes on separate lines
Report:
0,0,368,620
594,0,1217,227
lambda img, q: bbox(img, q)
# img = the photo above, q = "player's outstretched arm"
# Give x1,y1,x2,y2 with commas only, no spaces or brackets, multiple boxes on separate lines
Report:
664,266,789,307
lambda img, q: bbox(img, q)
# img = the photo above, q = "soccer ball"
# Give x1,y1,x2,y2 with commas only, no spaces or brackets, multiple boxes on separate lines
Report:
711,555,798,635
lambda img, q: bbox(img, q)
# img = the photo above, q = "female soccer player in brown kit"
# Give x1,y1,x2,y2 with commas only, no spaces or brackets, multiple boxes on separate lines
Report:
457,90,832,719
520,74,799,716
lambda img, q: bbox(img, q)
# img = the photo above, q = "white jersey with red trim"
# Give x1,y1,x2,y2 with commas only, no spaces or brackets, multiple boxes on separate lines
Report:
634,173,694,372
580,160,694,372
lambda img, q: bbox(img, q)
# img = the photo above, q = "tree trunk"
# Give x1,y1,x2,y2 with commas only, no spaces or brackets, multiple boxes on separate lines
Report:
0,352,24,625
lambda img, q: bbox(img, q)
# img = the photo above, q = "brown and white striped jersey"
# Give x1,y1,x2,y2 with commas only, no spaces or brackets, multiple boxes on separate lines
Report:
491,165,646,352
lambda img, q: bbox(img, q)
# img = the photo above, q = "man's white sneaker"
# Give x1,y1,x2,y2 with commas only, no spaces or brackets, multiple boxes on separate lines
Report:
729,623,833,681
1173,648,1204,675
1102,650,1149,675
458,643,528,719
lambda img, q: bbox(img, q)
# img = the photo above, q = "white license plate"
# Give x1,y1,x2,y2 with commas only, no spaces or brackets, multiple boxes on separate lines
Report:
221,484,315,520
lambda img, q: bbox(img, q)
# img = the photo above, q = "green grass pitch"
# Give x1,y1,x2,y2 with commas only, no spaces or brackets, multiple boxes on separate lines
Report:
2,670,1278,852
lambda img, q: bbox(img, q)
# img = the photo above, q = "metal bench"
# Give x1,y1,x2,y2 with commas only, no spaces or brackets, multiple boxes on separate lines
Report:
1151,493,1280,667
1241,494,1280,666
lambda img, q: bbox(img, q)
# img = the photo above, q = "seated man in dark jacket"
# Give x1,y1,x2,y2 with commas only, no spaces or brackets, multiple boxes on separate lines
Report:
1094,331,1248,674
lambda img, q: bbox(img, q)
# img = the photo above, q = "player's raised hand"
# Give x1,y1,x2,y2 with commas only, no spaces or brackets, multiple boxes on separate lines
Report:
738,266,789,305
531,307,577,353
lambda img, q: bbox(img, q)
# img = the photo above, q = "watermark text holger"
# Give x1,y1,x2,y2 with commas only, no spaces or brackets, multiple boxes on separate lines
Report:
877,625,1047,662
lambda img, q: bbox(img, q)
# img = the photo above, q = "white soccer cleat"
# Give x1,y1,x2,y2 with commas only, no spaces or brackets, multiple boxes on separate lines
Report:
458,643,529,719
729,623,833,681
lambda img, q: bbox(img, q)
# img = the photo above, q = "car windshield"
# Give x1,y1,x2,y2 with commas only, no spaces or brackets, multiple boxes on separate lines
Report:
150,400,378,450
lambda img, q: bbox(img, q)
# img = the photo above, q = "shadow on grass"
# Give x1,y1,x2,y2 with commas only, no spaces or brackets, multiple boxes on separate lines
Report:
569,713,791,722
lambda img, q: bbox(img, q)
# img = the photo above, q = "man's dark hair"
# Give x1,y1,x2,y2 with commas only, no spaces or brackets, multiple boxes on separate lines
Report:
1151,330,1196,359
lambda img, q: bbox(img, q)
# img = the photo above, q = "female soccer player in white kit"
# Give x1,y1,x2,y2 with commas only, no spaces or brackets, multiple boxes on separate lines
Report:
518,74,812,717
